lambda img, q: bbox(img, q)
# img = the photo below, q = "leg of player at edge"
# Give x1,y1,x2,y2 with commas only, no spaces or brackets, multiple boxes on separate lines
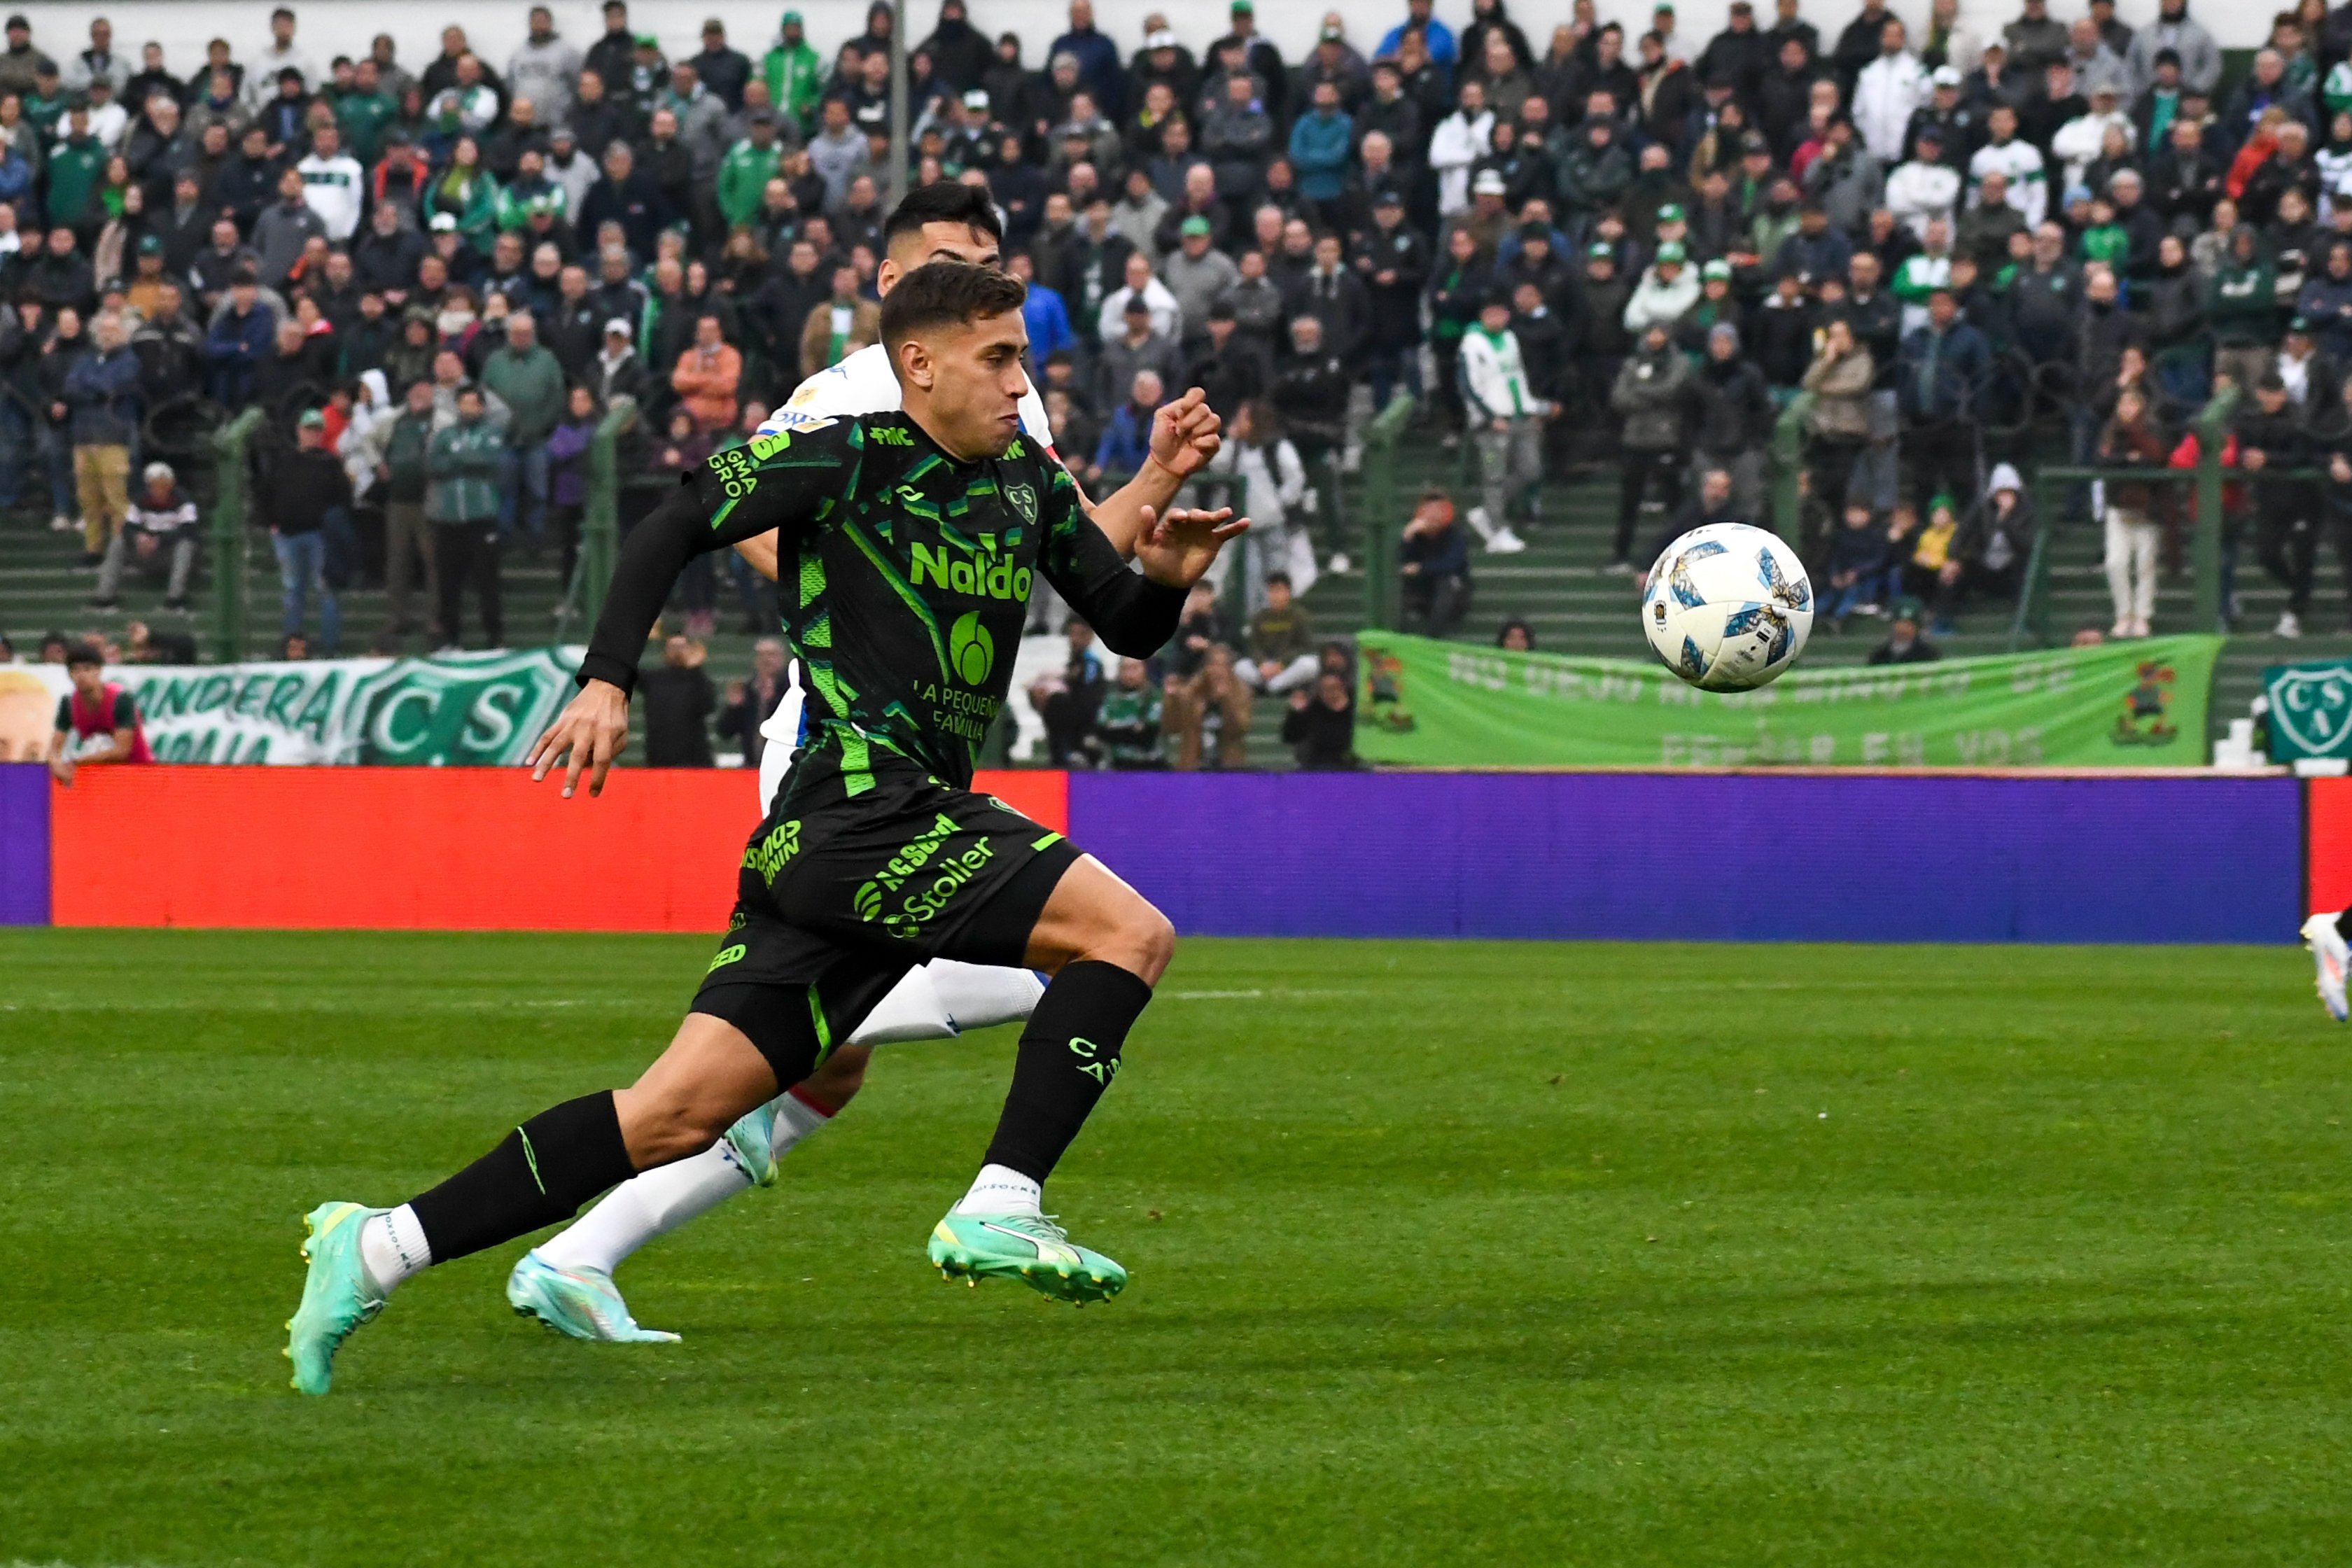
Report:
284,854,1168,1393
507,960,1045,1343
2302,906,2351,1022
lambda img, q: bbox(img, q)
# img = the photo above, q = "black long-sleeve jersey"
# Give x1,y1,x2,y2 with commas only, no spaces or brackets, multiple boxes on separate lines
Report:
580,410,1185,790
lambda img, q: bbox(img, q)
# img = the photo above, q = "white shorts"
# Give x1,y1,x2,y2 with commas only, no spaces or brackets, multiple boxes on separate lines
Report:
755,672,805,813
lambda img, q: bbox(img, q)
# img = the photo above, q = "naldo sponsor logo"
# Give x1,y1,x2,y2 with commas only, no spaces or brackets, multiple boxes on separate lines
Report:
911,540,1031,602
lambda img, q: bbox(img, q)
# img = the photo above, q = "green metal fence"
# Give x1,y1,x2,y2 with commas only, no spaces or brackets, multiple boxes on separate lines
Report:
572,396,639,632
2190,384,2237,634
1769,391,1814,546
1356,392,1417,631
206,407,266,663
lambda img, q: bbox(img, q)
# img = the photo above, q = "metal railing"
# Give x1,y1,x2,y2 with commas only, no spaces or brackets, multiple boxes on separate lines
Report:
206,407,265,663
1770,391,1814,545
1356,392,1416,631
2006,383,2324,648
572,396,638,633
2190,383,2237,634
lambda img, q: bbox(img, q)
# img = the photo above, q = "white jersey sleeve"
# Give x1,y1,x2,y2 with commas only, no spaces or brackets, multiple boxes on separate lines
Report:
758,341,1058,456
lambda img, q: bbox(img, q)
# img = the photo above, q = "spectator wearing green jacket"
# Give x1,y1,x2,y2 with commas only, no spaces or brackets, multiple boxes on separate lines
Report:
331,63,398,164
716,111,783,230
426,138,501,256
477,312,566,545
762,11,824,134
493,149,570,234
1093,657,1166,769
2208,223,2278,393
428,386,506,649
44,103,103,228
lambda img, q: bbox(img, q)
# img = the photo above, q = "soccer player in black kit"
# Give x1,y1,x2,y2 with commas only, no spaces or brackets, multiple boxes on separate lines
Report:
284,263,1247,1394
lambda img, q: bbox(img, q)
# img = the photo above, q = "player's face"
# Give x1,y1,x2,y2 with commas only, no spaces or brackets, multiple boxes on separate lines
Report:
923,310,1030,458
879,222,1002,294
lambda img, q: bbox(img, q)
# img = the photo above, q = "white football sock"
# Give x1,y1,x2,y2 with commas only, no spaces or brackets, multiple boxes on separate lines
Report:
533,1143,750,1275
848,962,1046,1047
771,1084,834,1142
953,1163,1043,1217
358,1204,432,1296
849,964,956,1045
923,960,1048,1033
532,1088,836,1276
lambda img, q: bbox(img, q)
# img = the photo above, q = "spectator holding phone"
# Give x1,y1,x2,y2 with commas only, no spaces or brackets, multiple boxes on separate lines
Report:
718,636,792,768
1282,668,1364,770
639,632,715,767
1399,486,1471,636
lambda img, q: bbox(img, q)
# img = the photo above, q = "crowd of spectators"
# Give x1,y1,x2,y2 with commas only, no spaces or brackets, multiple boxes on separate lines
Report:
7,0,2351,759
1293,0,2352,643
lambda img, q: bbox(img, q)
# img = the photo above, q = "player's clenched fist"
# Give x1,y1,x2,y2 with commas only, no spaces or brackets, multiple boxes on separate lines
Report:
1146,387,1222,482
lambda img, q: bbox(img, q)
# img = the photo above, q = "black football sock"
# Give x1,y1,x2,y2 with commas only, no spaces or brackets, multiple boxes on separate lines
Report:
406,1093,636,1264
981,960,1154,1184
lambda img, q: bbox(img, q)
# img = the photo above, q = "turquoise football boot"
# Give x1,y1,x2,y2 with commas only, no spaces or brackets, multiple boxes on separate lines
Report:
285,1201,386,1396
507,1251,682,1343
927,1212,1126,1305
721,1100,782,1187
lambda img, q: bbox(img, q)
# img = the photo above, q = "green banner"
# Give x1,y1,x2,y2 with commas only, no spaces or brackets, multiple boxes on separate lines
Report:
2260,661,2352,761
1353,634,2220,769
11,648,584,765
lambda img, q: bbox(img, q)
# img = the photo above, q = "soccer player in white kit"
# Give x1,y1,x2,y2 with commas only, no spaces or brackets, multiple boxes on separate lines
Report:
506,183,1225,1340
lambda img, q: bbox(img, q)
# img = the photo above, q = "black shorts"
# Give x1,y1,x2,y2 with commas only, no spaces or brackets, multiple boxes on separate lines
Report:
691,750,1079,1084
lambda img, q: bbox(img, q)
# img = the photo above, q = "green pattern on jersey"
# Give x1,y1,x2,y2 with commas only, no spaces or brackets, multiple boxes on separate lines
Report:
704,412,1086,787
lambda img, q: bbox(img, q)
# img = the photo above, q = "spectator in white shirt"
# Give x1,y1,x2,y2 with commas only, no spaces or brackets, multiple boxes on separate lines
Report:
2050,74,2132,191
246,7,320,110
1428,80,1494,218
76,77,127,150
1852,17,1928,164
1886,125,1961,238
1205,399,1311,610
1096,250,1181,344
295,123,365,241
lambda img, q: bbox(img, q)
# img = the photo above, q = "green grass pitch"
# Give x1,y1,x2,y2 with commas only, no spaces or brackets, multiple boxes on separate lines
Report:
3,929,2350,1566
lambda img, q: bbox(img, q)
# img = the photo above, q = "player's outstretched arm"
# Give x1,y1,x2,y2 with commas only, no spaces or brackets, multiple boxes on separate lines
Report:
533,431,852,797
1086,388,1223,560
1043,490,1248,658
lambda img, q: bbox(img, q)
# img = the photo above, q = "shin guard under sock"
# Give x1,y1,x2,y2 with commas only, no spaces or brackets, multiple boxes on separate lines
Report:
407,1092,636,1264
981,960,1153,1184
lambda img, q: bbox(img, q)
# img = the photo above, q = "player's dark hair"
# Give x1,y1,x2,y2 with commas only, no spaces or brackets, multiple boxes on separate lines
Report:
65,640,103,668
879,260,1027,349
883,181,1004,253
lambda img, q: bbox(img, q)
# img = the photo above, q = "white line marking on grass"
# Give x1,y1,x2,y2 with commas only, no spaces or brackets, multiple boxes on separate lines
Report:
1167,988,1370,1000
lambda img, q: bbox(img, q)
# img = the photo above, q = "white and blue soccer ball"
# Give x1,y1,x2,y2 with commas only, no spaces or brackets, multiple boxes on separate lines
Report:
1640,522,1814,692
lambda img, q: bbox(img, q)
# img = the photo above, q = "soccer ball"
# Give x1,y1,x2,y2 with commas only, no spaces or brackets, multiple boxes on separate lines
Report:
1640,522,1814,691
